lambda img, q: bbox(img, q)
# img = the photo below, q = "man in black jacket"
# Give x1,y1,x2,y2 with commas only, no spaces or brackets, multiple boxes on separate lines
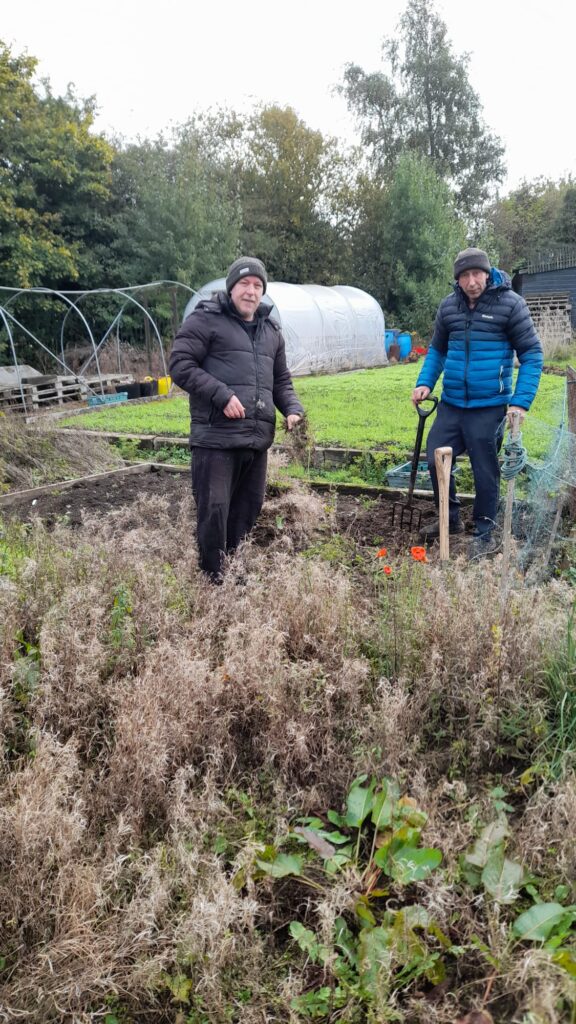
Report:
169,256,303,582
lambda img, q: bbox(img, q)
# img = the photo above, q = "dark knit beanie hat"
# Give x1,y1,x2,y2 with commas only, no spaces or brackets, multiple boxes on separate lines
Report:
454,247,491,279
226,256,267,295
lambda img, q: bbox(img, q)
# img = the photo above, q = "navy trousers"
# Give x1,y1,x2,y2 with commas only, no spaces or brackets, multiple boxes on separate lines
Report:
191,447,268,579
426,402,507,534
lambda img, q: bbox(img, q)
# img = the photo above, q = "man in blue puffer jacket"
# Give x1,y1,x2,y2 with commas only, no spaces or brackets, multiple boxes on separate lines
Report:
411,247,543,550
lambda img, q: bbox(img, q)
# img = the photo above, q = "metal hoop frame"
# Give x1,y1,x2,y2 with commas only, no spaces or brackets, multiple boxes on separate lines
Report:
0,281,196,398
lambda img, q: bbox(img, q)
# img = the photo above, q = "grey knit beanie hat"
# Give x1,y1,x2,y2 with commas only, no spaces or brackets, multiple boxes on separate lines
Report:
454,247,491,279
226,256,267,295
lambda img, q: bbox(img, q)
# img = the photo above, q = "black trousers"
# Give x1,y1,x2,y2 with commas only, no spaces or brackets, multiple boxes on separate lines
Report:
191,447,268,578
426,402,506,533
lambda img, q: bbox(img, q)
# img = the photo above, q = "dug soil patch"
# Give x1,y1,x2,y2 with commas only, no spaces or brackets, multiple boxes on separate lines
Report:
1,463,475,558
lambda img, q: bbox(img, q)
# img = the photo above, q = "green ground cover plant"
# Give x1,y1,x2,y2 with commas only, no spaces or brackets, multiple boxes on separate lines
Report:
59,364,567,466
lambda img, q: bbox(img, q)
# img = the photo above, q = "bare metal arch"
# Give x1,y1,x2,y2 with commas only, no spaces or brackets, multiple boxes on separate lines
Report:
0,282,196,399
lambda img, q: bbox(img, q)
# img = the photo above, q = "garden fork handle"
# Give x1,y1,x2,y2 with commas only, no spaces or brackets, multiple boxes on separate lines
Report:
435,446,453,564
406,395,438,505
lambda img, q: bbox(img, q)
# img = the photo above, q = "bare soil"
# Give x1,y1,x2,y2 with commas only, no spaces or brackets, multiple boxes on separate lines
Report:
0,466,191,527
0,464,476,557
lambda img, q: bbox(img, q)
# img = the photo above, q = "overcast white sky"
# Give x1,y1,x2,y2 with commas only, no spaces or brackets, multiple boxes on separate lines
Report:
4,0,575,193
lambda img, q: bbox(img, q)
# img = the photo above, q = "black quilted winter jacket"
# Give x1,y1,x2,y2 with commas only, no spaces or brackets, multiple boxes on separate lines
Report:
169,293,304,450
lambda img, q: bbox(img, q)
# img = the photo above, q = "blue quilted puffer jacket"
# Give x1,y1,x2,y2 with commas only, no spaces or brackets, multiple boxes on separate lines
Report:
416,269,543,409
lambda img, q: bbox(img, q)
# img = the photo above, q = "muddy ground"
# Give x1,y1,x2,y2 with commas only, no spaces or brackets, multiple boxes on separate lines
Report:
0,464,479,559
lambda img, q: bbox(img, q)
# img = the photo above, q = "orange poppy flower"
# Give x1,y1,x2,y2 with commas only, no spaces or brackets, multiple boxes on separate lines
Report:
410,546,428,563
382,565,393,575
376,547,388,558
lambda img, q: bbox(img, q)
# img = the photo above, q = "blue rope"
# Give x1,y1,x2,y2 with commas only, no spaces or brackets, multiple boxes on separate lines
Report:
501,430,528,480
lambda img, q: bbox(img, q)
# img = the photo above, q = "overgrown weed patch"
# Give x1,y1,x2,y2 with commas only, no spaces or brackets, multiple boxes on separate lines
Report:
1,476,575,1022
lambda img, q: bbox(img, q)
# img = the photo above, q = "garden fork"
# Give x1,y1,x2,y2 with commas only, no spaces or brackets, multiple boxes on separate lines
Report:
392,395,438,531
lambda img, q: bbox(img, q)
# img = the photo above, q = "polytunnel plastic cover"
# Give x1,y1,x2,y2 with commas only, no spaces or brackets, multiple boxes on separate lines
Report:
183,280,387,376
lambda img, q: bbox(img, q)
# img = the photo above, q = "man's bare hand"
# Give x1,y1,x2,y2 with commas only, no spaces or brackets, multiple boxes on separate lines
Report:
285,414,302,431
411,386,431,407
223,396,245,419
507,405,526,429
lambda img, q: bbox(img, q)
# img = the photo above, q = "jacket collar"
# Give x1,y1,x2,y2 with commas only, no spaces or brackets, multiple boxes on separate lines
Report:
197,291,272,323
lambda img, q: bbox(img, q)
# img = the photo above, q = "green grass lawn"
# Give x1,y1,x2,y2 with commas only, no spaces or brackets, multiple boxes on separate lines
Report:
60,363,567,463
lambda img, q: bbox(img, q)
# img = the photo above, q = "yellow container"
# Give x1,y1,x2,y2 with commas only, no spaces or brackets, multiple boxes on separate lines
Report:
157,375,172,396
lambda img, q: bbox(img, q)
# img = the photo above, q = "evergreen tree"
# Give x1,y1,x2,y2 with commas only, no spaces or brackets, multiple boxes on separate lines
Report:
351,154,466,334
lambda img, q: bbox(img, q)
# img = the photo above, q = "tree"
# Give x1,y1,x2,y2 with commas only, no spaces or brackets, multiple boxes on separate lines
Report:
555,184,576,246
234,105,354,284
341,0,505,220
351,154,466,334
486,178,573,273
107,124,241,289
0,40,114,289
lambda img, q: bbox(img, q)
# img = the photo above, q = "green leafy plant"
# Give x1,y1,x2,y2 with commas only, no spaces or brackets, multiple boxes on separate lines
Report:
461,812,526,905
108,583,135,650
11,632,41,708
0,522,30,580
462,789,576,980
512,900,576,978
250,776,452,1016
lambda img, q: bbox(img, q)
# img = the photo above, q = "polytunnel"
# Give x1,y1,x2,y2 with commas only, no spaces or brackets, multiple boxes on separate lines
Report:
183,279,387,376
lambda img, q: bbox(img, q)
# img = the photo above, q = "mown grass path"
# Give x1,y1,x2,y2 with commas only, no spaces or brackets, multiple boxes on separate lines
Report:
60,363,567,462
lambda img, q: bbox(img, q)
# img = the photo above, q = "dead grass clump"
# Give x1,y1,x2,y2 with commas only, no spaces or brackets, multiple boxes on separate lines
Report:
371,561,574,771
274,414,314,467
98,647,216,830
0,733,87,957
0,416,123,492
6,513,196,768
514,773,576,885
240,549,358,664
507,948,576,1023
254,484,329,552
96,552,372,832
0,748,267,1021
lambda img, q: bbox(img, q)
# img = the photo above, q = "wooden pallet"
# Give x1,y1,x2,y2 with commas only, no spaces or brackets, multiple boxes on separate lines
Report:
0,374,132,413
524,293,572,350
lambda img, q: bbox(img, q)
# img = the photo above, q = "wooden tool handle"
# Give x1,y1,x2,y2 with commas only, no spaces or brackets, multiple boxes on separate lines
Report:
434,446,453,564
501,410,522,597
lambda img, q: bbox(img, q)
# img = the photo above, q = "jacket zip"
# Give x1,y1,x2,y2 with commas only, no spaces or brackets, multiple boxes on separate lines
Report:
463,291,487,405
252,319,263,419
231,309,264,420
464,315,471,405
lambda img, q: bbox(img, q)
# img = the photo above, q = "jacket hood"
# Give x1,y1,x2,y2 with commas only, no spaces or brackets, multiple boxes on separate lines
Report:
487,267,511,290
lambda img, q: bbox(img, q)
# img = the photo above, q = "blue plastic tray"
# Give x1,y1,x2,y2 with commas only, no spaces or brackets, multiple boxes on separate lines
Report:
87,392,128,407
386,459,461,491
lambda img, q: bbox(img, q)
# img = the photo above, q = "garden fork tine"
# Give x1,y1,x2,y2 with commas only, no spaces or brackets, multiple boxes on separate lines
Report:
392,395,438,531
